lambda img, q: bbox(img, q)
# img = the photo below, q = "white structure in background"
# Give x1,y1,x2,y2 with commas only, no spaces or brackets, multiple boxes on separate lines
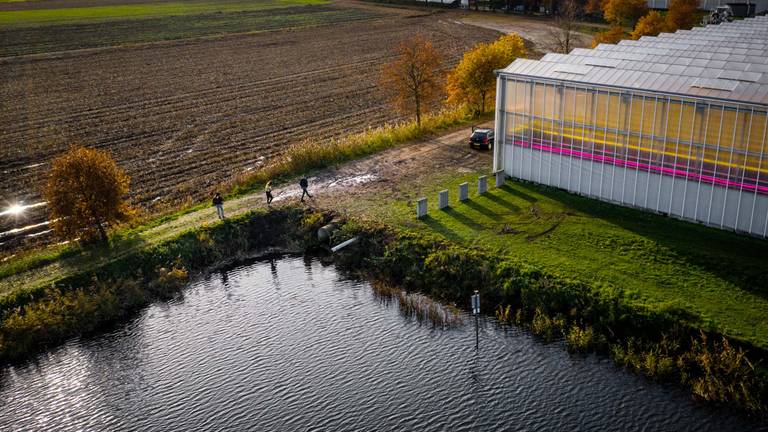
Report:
647,0,768,12
493,16,768,237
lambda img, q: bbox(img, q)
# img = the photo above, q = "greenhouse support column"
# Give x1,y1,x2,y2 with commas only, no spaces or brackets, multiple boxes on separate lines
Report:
493,75,505,174
748,113,767,235
733,107,754,229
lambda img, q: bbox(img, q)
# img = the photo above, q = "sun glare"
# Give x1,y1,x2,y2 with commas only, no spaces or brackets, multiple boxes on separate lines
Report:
2,204,25,217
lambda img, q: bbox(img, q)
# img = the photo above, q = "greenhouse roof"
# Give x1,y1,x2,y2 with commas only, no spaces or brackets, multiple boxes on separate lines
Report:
500,15,768,106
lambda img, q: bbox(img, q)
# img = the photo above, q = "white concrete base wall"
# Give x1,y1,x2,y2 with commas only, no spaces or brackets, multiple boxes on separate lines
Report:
503,143,768,237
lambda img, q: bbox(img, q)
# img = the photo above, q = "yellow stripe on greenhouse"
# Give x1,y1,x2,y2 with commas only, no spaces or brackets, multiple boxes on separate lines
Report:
508,121,768,176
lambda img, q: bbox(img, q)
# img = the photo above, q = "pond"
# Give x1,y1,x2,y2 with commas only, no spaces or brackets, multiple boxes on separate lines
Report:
1,256,765,431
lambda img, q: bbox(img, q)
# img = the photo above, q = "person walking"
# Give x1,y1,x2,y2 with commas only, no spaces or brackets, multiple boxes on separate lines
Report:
265,180,274,205
212,192,225,220
299,176,312,203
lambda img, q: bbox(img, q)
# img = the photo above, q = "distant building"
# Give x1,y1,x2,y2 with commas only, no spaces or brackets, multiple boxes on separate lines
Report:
493,16,768,237
647,0,768,14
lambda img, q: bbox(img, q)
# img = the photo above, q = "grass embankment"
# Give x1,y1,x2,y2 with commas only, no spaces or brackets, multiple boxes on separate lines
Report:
368,172,768,351
0,207,330,363
0,108,485,294
0,1,378,57
333,215,768,412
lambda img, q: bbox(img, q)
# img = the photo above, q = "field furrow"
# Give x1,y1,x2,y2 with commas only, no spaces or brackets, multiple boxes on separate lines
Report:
0,8,499,249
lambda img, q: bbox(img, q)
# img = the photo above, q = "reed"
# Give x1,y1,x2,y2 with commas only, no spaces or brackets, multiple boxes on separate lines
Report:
371,281,463,328
495,304,512,326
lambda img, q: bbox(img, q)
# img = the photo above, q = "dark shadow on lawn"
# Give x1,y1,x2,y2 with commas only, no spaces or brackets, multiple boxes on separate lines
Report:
420,215,464,244
500,183,538,203
483,190,521,213
61,233,148,274
511,180,768,297
441,207,484,230
463,199,500,220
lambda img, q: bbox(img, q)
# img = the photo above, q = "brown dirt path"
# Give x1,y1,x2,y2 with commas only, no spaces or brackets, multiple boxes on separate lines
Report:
0,121,492,295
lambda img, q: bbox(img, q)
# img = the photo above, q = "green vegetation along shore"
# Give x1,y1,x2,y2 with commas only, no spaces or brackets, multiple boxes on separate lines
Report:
0,207,330,363
1,108,766,413
332,219,768,412
363,172,768,351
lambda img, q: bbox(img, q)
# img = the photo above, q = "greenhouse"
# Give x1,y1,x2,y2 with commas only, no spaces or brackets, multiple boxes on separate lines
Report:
493,16,768,237
646,0,768,13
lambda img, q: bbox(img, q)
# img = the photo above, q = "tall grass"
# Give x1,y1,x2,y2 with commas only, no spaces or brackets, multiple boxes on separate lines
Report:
230,107,484,195
371,281,463,329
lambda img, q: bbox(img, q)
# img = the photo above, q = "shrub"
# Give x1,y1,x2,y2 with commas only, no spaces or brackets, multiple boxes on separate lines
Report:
530,308,566,342
566,325,604,353
678,332,764,410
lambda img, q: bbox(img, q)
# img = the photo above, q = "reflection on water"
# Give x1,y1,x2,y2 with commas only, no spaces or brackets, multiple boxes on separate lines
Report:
0,256,766,431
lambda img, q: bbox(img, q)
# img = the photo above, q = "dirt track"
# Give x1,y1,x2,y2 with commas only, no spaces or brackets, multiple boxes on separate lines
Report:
0,4,499,248
0,121,493,294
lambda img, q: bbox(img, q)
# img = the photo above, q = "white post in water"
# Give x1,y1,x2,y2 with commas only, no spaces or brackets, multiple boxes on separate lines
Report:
416,198,428,218
478,176,488,195
471,290,480,350
495,170,505,188
459,182,469,201
438,190,449,209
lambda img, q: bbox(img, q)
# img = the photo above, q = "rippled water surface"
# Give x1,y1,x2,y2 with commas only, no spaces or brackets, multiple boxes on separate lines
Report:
1,256,766,431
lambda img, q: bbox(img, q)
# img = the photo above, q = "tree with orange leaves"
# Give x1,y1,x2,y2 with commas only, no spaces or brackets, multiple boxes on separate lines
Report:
631,10,668,39
602,0,647,26
446,34,526,114
591,25,625,47
666,0,699,30
43,146,132,245
380,35,443,127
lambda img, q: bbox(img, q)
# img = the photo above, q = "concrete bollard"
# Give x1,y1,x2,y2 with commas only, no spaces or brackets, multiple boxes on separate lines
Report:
459,182,469,201
438,190,449,209
495,170,505,187
478,175,488,195
416,198,428,218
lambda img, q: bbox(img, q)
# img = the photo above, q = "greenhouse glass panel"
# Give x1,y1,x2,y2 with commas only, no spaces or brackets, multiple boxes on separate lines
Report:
495,16,768,236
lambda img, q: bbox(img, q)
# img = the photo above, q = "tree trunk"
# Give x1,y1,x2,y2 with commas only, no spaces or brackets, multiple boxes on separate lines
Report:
481,91,486,113
96,220,109,246
415,91,422,128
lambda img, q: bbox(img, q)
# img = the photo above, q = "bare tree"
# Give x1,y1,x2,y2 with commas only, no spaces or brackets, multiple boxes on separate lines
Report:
546,0,581,54
380,35,443,127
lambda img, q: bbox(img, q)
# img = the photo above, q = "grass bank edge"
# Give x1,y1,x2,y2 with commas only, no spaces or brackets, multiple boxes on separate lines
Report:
332,220,768,412
0,108,488,283
0,206,332,363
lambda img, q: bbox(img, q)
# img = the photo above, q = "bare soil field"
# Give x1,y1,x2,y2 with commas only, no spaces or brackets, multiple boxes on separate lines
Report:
0,2,500,249
0,4,379,57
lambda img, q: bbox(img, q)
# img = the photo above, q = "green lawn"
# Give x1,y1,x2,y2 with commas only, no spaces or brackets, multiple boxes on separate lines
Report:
0,0,327,26
371,171,768,350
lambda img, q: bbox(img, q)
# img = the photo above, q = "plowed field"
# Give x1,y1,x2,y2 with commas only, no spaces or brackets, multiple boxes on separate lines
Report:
0,1,499,250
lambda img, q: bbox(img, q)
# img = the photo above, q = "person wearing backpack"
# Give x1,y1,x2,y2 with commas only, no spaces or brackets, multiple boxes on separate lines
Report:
299,176,312,203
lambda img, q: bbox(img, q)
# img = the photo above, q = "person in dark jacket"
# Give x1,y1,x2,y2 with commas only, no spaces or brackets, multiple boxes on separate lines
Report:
213,192,225,220
299,176,312,203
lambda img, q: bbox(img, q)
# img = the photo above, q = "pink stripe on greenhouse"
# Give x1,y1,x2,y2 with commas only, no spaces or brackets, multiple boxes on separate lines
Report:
512,140,768,195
